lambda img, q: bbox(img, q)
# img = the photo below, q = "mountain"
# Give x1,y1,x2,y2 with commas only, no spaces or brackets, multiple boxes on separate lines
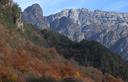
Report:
45,9,128,60
0,1,128,82
0,2,114,82
22,4,48,30
22,4,128,60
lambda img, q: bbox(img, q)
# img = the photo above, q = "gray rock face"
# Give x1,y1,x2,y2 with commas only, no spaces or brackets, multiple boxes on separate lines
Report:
44,9,128,60
22,4,128,60
22,4,48,30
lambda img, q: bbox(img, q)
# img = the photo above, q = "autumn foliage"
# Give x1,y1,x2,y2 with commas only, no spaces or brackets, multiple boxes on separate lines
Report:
0,23,124,82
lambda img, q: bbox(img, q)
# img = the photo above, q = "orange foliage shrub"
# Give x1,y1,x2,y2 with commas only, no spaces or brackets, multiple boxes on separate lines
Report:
49,48,57,54
61,65,80,79
105,74,123,82
30,58,47,75
12,53,29,72
83,77,95,82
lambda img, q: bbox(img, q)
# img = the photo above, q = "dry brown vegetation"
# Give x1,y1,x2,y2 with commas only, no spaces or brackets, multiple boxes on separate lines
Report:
0,23,124,82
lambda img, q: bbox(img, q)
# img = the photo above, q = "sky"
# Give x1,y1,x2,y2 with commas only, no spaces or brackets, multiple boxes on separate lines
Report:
14,0,128,16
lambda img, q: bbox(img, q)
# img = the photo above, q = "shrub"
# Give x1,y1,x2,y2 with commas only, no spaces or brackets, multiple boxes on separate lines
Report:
0,0,10,5
0,2,21,29
12,3,21,23
62,78,83,82
27,76,58,82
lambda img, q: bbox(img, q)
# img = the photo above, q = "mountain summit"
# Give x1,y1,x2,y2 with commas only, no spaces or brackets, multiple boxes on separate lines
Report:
22,4,48,30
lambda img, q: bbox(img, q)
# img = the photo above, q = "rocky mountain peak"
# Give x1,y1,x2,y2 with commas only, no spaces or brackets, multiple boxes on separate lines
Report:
31,3,41,7
24,3,43,15
22,3,48,30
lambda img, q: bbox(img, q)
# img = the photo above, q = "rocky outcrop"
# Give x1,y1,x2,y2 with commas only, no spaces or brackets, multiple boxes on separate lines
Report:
16,14,24,32
22,4,48,30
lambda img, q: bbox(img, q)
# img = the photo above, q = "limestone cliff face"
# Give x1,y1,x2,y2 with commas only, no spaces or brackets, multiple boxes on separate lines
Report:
45,9,128,59
22,4,48,30
22,4,128,59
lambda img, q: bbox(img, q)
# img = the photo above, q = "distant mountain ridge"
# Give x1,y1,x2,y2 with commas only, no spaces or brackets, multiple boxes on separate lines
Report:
22,4,128,60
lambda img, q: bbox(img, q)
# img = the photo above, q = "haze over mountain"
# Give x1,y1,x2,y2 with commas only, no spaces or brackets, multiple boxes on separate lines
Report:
22,4,128,60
